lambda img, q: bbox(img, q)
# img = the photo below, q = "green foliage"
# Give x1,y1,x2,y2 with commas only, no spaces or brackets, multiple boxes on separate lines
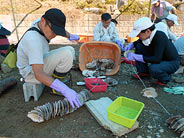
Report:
86,0,94,4
76,0,107,13
105,0,115,5
119,0,149,15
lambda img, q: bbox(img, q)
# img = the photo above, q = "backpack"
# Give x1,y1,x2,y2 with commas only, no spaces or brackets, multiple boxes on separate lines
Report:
3,27,48,68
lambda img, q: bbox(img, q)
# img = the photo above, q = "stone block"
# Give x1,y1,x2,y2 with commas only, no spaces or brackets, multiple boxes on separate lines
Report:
85,97,139,137
23,82,45,102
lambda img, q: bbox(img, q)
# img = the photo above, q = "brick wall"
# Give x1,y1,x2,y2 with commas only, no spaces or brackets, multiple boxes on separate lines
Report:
0,13,184,44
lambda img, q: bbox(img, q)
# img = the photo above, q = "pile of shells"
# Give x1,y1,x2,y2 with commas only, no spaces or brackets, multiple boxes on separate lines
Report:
141,87,158,98
103,77,118,87
86,58,115,72
166,115,184,137
27,89,91,123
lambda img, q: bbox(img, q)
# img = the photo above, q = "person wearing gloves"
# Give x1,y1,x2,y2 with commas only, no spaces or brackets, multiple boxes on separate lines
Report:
151,0,176,23
155,14,179,42
17,8,81,108
124,17,179,86
93,13,125,52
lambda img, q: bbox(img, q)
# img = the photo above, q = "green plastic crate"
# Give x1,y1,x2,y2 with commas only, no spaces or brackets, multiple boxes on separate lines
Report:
106,97,144,128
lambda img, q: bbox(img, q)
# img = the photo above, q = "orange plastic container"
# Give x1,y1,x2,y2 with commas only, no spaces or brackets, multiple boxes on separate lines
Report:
126,36,139,43
78,35,93,43
84,78,108,93
79,41,121,75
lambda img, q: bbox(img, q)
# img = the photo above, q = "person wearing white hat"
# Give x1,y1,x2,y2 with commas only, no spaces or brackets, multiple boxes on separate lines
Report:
151,0,176,23
155,14,179,42
123,17,180,86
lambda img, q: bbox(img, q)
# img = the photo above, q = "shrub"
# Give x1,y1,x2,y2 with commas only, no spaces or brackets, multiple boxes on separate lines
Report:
120,0,149,15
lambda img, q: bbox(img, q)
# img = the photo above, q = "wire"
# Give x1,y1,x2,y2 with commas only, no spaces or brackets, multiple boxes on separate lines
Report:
10,0,19,41
11,0,42,34
129,60,172,116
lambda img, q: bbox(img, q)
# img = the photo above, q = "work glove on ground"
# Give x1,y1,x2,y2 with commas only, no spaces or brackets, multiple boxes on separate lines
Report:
124,43,134,51
69,34,80,41
164,87,184,94
115,40,124,52
50,79,82,108
127,52,145,63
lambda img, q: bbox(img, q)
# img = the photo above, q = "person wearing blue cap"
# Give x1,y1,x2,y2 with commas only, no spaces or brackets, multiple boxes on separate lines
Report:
124,17,179,86
17,8,81,108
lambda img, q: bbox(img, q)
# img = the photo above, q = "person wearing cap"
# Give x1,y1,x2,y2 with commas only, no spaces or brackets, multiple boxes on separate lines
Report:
124,17,179,86
155,14,179,42
151,0,176,23
0,23,11,57
93,13,125,51
17,8,81,108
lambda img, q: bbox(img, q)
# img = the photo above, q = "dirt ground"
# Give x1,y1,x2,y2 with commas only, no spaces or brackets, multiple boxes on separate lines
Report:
0,44,184,138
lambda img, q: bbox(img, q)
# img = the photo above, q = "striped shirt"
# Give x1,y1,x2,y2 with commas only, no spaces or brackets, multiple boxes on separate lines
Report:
0,35,10,56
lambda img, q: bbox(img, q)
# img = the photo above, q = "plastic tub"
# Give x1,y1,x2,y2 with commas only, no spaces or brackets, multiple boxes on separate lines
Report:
79,41,121,75
84,78,108,93
78,35,93,43
106,96,144,128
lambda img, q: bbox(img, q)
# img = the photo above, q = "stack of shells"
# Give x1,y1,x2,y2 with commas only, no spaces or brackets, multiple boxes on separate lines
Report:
166,115,184,137
27,89,91,123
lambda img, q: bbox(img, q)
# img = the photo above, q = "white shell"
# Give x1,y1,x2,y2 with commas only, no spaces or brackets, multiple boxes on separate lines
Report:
124,50,131,58
142,87,158,98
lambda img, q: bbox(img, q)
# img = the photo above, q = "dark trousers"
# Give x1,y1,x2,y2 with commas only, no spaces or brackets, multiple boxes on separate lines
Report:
135,43,180,82
154,17,162,23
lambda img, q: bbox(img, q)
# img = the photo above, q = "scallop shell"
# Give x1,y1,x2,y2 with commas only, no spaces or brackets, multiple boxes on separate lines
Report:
142,87,158,98
27,112,44,123
124,50,131,58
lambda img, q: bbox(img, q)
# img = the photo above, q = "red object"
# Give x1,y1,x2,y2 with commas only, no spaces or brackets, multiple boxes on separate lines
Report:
84,78,108,93
121,57,136,66
132,72,150,79
155,80,166,86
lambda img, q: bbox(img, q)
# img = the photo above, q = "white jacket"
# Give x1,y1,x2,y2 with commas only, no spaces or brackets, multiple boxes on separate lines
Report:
93,22,124,44
155,19,178,42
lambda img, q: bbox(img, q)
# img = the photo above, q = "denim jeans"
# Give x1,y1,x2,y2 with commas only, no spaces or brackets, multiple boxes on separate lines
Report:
135,43,180,82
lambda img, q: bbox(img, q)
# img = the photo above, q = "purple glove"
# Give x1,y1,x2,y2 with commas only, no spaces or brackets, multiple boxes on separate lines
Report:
127,52,145,63
50,79,81,108
115,40,124,52
124,43,134,51
69,34,80,41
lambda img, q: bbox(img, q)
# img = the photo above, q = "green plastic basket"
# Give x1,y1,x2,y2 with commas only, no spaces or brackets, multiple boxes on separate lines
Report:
106,97,144,128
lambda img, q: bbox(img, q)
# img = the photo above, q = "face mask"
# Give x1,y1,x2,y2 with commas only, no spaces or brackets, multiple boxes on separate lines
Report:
142,29,157,46
142,38,151,46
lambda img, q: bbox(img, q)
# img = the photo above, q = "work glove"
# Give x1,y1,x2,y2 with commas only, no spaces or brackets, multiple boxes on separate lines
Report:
115,40,124,52
124,43,134,51
69,34,80,41
164,87,184,95
127,52,145,63
50,79,82,108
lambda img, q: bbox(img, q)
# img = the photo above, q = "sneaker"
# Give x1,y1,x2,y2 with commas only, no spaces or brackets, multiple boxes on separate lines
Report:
155,80,167,86
132,72,150,79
